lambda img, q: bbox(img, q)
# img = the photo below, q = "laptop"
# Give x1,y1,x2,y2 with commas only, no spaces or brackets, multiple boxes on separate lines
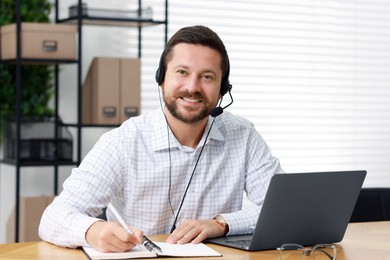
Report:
206,170,367,251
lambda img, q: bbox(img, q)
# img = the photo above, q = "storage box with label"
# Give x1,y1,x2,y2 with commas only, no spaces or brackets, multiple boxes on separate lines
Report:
82,57,141,124
7,196,55,242
0,22,77,60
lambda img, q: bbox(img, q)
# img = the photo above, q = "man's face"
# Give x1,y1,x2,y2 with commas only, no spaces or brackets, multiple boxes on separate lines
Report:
161,43,222,124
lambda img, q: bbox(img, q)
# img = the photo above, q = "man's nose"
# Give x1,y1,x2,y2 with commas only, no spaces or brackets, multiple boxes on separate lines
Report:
185,75,201,93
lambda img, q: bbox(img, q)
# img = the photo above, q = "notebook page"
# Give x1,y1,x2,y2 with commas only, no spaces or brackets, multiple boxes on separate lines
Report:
82,245,156,259
156,242,222,257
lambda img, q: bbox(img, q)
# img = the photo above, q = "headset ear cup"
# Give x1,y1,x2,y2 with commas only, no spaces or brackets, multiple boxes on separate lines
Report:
156,50,166,85
155,68,161,85
155,66,165,85
221,57,231,96
220,79,230,96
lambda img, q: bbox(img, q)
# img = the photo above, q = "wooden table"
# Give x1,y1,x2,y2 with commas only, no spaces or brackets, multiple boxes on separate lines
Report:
1,221,389,259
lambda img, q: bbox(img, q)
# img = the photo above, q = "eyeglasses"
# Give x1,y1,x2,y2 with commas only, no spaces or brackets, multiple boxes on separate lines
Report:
277,243,336,260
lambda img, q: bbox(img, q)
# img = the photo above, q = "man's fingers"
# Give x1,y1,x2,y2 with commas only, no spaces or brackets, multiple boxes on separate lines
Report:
166,222,194,244
166,220,218,244
190,230,208,244
86,221,142,252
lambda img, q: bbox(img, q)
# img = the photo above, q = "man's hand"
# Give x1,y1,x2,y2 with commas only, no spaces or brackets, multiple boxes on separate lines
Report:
86,221,143,253
166,219,226,244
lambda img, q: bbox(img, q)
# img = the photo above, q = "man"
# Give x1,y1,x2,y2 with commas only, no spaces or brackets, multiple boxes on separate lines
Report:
39,25,282,253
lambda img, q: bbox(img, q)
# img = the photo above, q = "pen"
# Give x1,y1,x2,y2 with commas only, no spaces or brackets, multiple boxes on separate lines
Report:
107,203,162,254
142,236,162,254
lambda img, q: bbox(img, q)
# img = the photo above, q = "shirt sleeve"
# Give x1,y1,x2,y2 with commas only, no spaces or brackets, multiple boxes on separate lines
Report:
221,127,283,235
39,197,103,248
38,129,124,248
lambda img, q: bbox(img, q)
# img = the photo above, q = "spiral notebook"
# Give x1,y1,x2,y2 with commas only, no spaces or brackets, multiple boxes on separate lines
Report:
82,242,222,259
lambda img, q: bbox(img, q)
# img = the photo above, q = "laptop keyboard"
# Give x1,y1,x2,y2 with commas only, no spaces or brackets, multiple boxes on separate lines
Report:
227,239,251,247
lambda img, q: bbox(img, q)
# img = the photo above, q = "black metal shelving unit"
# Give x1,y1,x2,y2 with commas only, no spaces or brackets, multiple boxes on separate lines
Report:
0,0,168,242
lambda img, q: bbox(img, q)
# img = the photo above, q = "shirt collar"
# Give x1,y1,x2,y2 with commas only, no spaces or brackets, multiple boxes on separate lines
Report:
151,109,225,152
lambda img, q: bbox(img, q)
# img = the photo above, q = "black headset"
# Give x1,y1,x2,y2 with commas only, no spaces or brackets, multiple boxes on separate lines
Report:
155,48,233,233
155,50,232,96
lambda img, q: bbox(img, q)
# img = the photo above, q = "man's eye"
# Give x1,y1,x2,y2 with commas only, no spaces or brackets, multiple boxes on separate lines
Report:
177,69,186,75
203,74,214,80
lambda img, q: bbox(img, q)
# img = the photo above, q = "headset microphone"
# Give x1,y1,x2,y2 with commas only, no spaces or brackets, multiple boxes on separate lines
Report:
210,84,233,117
210,107,223,117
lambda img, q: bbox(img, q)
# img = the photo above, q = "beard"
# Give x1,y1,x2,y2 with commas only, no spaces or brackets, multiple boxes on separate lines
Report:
163,89,215,124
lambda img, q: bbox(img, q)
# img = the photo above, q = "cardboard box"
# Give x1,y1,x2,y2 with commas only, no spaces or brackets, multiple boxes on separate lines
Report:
120,58,141,122
0,22,77,60
82,57,140,124
7,196,55,242
82,57,120,125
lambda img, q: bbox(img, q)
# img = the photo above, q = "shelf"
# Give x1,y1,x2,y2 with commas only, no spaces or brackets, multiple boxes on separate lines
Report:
0,58,78,65
3,0,168,243
58,17,166,27
1,158,78,167
64,123,120,128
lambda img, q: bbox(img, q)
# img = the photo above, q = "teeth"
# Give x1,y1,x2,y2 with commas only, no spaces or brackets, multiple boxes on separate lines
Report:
183,97,200,103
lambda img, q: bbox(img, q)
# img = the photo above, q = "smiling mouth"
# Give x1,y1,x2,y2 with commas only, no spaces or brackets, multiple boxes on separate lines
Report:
181,97,202,103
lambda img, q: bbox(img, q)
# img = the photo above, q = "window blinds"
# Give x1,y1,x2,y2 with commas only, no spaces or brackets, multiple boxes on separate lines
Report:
136,0,390,187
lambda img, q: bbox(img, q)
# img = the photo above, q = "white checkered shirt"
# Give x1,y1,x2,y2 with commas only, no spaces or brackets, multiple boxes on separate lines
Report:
39,108,282,248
